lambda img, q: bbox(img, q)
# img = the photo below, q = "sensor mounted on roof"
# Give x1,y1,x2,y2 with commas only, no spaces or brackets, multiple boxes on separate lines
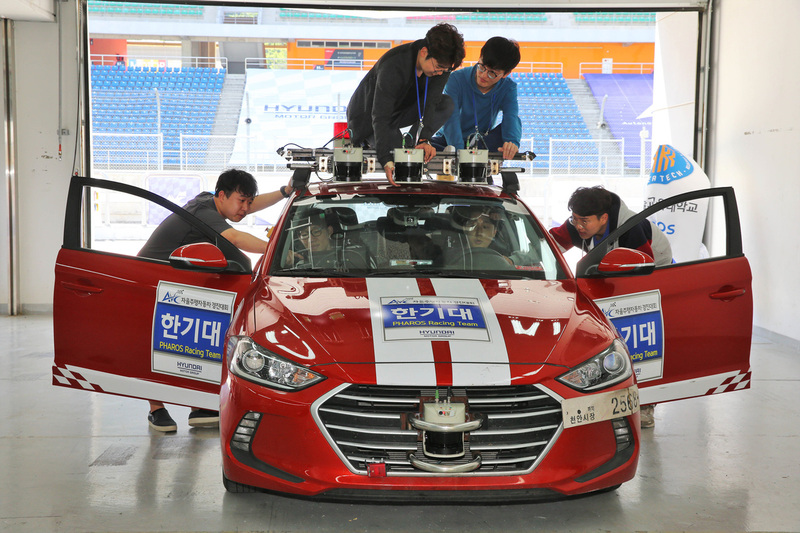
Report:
393,148,424,182
332,147,363,182
457,148,489,183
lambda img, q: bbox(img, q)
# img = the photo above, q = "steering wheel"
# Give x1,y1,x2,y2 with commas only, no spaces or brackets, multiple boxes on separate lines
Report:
465,247,513,269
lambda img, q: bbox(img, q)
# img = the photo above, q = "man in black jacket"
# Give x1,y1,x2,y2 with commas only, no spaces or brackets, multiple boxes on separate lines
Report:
346,23,465,184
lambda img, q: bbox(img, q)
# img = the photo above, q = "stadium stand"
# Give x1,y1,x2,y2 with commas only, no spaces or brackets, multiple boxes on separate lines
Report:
278,10,549,24
90,61,653,175
91,64,225,168
87,1,204,17
583,73,653,168
574,12,656,23
511,72,595,169
279,8,366,21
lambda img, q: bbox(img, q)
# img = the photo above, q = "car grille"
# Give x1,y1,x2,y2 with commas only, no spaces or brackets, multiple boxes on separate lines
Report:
314,384,563,476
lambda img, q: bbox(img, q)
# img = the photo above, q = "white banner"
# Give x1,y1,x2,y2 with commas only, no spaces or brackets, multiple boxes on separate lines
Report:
230,70,365,165
644,144,710,262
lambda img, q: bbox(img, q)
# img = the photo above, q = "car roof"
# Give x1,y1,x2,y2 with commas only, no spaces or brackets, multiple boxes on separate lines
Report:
299,179,510,199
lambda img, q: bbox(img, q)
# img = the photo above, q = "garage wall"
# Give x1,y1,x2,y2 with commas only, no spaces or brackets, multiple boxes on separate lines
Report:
706,0,800,345
2,0,799,346
8,1,79,312
0,23,9,314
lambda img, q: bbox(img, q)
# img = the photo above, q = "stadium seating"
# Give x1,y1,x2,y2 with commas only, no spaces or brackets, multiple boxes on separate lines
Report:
91,64,225,167
574,12,656,24
510,72,594,168
87,1,203,17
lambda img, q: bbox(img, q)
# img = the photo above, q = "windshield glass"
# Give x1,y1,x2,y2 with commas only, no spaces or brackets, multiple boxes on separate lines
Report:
270,193,567,280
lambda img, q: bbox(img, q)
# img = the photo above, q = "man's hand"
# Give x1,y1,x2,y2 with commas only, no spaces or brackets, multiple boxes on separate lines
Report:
384,162,398,186
283,248,304,267
500,142,519,160
416,142,437,162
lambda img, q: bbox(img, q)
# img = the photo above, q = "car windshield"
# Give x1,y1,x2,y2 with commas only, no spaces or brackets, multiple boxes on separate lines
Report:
270,193,567,280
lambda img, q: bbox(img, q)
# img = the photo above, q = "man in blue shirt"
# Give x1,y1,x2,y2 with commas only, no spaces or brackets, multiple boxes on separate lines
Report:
431,37,522,160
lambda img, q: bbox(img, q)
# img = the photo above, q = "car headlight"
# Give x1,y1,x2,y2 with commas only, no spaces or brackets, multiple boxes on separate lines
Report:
557,339,632,391
227,336,325,391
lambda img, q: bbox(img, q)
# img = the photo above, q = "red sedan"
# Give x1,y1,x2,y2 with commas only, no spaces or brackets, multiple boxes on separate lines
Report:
53,174,751,501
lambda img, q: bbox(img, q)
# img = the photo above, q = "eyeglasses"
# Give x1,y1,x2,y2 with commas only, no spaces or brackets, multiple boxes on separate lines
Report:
476,62,502,80
470,217,498,233
298,227,324,239
429,57,453,74
568,215,593,229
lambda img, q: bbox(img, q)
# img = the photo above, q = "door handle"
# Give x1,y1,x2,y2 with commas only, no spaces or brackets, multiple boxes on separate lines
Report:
61,281,103,294
710,287,746,301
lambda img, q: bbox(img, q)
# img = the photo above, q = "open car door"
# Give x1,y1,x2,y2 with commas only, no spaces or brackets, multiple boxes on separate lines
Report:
52,176,255,410
575,187,752,405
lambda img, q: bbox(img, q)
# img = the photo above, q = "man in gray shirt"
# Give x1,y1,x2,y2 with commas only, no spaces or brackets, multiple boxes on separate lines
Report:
139,168,291,431
139,168,291,260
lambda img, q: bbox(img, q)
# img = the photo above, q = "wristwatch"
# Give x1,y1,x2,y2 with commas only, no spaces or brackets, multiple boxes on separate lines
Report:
280,186,292,198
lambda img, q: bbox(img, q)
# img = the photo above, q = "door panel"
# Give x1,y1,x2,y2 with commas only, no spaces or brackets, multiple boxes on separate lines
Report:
52,176,253,408
575,187,752,405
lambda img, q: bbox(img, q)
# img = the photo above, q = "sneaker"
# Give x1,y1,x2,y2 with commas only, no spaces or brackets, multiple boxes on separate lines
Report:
640,404,655,429
148,408,177,432
188,409,219,428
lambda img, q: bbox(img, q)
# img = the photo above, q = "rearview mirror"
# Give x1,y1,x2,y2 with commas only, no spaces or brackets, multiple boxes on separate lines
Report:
169,242,228,272
596,248,655,277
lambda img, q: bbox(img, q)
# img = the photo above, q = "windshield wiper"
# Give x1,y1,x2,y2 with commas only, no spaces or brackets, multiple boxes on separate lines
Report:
436,269,539,280
274,269,364,278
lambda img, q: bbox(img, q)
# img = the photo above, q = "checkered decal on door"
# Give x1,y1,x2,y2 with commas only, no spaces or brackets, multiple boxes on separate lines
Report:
52,365,105,392
705,368,751,395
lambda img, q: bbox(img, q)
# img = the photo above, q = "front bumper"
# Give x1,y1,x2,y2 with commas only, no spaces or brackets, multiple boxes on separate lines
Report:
220,378,640,500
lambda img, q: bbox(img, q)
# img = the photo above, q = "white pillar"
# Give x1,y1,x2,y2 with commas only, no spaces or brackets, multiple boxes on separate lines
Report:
650,12,699,160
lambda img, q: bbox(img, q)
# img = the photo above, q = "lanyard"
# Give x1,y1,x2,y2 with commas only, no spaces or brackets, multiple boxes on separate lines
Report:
471,91,495,147
415,73,429,146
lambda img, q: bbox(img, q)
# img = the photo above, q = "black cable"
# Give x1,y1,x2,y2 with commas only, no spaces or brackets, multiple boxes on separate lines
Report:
321,126,353,149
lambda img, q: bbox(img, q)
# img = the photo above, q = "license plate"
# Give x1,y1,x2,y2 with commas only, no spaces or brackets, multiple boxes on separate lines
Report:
562,385,640,428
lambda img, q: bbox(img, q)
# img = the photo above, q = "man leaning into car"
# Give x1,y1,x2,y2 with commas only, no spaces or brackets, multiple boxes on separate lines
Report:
550,185,673,429
138,168,292,432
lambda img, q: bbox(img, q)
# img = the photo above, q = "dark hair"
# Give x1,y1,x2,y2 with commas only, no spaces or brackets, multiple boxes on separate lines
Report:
480,36,521,74
425,23,466,71
568,186,613,217
215,168,258,198
298,208,328,229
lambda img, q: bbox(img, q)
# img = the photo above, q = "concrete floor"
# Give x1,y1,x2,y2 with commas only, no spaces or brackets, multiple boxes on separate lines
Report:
1,314,798,533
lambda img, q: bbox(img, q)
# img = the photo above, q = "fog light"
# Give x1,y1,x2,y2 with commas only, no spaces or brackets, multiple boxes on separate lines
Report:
231,412,262,452
612,417,633,451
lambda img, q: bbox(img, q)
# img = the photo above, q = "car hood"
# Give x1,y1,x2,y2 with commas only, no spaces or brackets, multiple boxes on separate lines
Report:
250,276,615,387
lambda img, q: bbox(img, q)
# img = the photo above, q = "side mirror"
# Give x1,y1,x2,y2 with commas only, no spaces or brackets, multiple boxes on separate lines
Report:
596,248,655,277
169,242,228,272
